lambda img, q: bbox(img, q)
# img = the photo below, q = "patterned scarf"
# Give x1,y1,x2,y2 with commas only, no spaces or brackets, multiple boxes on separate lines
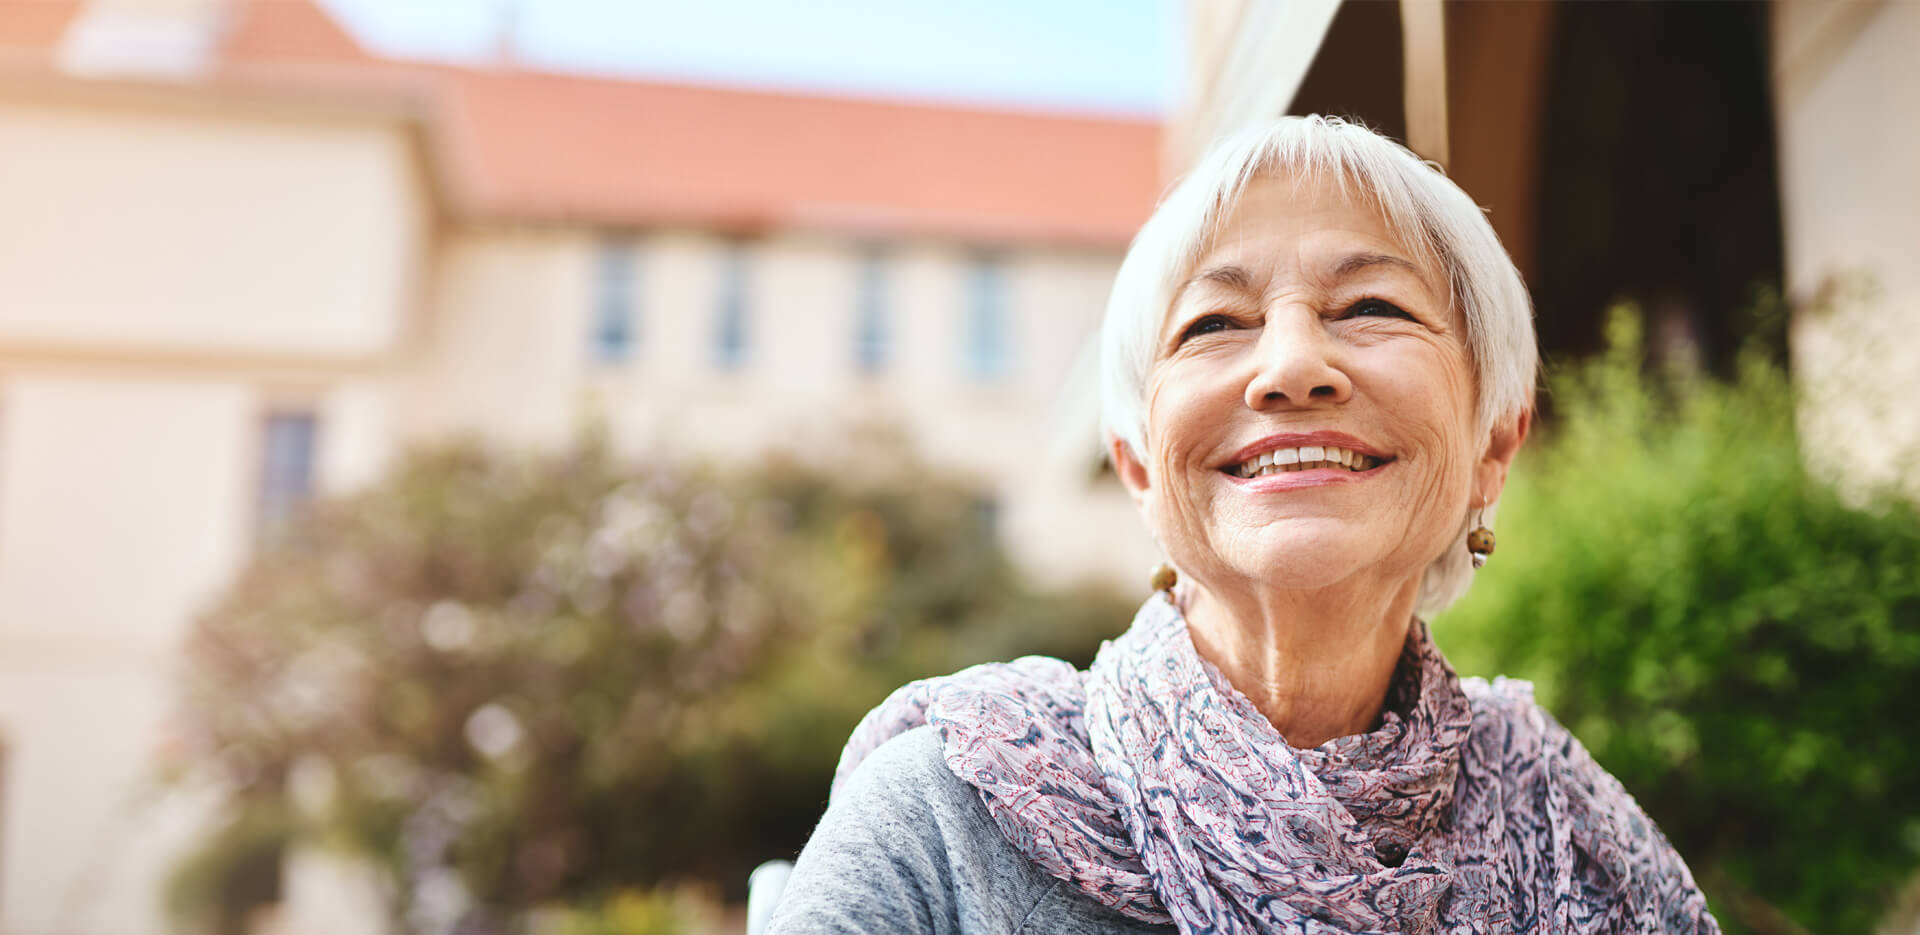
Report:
834,595,1717,933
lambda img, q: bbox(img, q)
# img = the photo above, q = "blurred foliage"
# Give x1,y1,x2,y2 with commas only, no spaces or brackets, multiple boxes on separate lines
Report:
536,885,721,935
164,808,293,935
1441,308,1920,935
171,432,1135,933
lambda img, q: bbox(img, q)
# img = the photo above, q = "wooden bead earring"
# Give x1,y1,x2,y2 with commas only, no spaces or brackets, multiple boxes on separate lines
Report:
1466,507,1495,569
1149,563,1178,599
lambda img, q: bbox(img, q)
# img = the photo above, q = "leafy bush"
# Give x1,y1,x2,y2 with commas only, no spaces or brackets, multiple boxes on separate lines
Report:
1440,309,1920,934
171,434,1135,932
537,885,721,935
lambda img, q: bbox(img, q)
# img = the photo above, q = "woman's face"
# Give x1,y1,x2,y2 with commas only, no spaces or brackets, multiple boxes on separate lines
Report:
1115,172,1516,598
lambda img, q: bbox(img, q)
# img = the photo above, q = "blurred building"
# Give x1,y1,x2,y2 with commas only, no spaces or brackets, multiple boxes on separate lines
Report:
1178,0,1920,499
0,0,1162,931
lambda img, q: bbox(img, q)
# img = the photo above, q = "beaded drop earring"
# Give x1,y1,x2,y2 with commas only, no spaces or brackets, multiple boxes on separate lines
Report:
1466,507,1496,569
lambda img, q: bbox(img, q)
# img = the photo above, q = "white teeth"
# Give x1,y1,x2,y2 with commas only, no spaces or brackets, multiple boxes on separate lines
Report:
1234,445,1381,477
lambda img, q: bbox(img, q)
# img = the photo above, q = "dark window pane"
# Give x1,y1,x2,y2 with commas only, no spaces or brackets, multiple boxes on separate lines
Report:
258,411,318,538
855,248,888,374
966,254,1007,379
715,243,750,371
592,240,638,362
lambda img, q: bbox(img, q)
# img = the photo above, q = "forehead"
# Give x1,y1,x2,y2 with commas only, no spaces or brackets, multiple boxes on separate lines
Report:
1202,171,1420,267
1174,170,1450,306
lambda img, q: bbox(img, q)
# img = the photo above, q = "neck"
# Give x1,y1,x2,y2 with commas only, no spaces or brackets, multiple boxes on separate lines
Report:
1180,575,1420,749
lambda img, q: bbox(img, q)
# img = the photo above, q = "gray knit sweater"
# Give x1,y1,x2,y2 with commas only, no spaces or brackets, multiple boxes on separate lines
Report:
765,726,1169,934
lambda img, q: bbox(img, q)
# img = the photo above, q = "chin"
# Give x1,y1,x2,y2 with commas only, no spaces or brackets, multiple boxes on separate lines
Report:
1224,529,1377,589
1246,559,1366,592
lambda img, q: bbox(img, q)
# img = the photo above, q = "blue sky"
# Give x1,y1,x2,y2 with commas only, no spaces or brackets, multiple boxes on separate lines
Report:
316,0,1182,118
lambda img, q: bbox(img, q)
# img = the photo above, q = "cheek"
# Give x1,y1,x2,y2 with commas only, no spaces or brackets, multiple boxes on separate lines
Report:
1378,350,1480,517
1144,364,1229,478
1140,369,1232,552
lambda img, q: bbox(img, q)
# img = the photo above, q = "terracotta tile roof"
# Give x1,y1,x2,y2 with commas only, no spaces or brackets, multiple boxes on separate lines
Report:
2,0,1164,246
221,0,373,66
422,66,1162,244
0,0,81,60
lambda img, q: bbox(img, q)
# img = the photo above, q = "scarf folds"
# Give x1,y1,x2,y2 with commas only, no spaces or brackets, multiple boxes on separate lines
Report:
833,597,1718,934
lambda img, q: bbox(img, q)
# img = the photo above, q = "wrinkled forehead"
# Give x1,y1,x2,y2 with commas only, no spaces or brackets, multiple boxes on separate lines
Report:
1193,167,1440,273
1175,167,1455,307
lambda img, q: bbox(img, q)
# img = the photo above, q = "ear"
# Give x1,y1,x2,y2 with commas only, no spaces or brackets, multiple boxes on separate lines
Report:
1109,434,1153,510
1474,407,1532,505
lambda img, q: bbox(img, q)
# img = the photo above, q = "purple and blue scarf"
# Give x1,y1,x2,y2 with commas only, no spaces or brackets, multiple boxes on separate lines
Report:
836,595,1717,933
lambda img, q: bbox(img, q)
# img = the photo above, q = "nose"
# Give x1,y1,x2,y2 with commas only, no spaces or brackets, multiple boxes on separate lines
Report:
1243,306,1353,410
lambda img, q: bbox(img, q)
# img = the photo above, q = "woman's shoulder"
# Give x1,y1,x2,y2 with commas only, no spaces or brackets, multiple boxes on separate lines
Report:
837,725,977,816
1456,673,1659,828
1457,674,1558,750
773,726,1167,934
1456,676,1718,932
1456,674,1629,797
834,655,1088,792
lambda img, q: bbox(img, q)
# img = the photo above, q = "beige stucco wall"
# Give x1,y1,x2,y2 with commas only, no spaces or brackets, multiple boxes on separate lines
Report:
0,382,404,935
0,376,253,644
0,376,251,935
1774,0,1920,497
0,371,397,935
399,226,593,449
0,90,424,358
0,87,425,935
410,227,1160,589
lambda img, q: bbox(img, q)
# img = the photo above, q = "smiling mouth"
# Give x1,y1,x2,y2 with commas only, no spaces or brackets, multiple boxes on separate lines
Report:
1225,445,1393,478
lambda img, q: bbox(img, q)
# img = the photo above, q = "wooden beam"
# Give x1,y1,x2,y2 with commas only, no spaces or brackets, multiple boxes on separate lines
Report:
1400,0,1450,166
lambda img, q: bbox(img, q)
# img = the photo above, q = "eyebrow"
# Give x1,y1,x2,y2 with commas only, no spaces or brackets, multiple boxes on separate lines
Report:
1180,264,1258,298
1329,252,1422,280
1180,252,1423,301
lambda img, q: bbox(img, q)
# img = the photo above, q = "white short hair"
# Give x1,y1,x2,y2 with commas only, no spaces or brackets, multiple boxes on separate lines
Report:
1098,116,1538,616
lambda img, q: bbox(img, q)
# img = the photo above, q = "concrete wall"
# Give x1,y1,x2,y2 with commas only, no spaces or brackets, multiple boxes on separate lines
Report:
1773,0,1920,498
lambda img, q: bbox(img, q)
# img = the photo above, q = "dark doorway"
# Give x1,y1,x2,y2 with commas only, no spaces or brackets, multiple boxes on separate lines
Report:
1530,1,1785,375
1288,0,1407,142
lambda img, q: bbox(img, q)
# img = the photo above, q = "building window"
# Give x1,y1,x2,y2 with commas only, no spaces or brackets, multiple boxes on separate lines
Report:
965,253,1007,379
258,410,319,539
591,239,638,363
714,242,750,371
854,248,889,374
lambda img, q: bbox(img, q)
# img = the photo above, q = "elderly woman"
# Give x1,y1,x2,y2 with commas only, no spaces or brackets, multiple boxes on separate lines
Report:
767,117,1717,934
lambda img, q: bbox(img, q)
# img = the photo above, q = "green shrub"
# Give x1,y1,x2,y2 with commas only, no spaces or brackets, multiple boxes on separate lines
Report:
1441,309,1920,934
537,885,721,935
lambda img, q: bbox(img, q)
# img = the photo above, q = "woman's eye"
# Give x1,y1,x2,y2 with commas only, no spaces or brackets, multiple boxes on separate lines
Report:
1179,315,1233,342
1346,299,1415,320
